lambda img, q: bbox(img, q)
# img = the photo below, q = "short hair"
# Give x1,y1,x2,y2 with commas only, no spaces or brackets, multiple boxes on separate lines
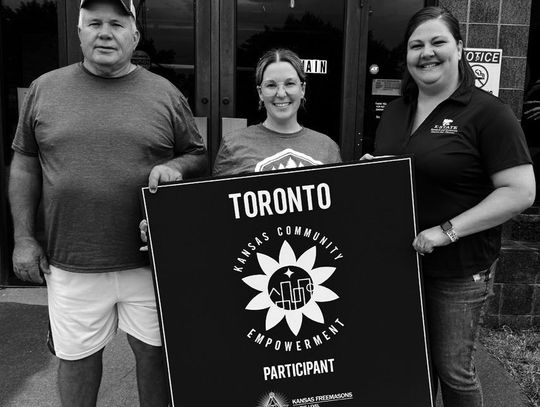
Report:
255,48,306,86
401,6,475,100
78,1,138,32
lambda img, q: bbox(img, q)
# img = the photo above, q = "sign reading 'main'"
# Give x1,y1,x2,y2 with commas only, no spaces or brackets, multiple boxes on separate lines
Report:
301,59,327,74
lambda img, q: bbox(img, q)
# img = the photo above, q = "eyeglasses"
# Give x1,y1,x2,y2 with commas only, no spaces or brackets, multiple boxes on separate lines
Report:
258,80,304,97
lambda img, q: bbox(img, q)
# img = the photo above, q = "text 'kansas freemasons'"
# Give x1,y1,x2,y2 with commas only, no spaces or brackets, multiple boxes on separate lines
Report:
228,183,331,219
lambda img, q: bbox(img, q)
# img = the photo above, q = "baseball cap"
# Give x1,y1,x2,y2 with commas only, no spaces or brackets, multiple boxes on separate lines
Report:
80,0,136,19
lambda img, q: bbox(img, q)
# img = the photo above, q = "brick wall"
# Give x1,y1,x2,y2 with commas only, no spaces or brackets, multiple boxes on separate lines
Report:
487,208,540,328
440,0,532,117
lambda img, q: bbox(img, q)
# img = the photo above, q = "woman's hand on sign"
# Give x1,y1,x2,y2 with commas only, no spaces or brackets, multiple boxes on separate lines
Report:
359,154,395,161
412,226,450,255
139,219,148,252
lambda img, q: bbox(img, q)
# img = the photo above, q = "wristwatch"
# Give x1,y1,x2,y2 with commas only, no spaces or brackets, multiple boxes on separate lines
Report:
440,221,459,243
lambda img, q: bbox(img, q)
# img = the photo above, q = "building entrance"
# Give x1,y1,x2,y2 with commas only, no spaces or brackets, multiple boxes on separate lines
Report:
130,0,357,162
0,0,430,284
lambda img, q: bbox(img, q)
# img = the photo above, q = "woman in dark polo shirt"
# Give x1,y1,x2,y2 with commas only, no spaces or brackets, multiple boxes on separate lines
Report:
366,6,535,407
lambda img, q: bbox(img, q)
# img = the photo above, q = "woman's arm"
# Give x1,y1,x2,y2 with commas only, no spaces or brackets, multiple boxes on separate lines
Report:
413,164,536,254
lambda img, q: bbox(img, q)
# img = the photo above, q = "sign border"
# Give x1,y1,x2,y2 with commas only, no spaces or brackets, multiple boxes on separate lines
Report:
141,156,434,406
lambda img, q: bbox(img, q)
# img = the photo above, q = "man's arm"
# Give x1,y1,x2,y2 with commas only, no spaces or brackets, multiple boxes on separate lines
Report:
8,152,49,283
148,153,207,193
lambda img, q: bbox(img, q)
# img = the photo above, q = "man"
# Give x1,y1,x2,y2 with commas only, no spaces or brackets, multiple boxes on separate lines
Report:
8,0,206,405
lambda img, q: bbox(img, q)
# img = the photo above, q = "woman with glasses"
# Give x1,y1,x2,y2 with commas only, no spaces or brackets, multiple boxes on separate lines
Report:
213,48,341,176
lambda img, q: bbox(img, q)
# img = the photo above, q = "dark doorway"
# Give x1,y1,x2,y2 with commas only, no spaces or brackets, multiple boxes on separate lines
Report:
0,0,60,285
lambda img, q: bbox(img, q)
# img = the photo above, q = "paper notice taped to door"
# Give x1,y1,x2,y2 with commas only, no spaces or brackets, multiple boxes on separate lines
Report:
372,79,401,96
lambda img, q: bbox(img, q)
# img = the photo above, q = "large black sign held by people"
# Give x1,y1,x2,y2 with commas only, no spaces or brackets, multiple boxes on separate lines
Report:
142,158,433,407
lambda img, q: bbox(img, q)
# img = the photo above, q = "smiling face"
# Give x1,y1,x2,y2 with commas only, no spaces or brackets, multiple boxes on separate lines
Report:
257,61,305,128
406,18,463,95
78,1,139,77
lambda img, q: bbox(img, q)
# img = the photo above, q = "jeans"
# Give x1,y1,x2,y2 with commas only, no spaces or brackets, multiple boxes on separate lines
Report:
424,259,497,407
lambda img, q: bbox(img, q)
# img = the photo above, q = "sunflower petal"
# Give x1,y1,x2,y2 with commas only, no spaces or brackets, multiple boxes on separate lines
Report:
256,252,280,276
302,301,325,324
265,306,285,330
245,292,272,310
285,311,303,336
310,266,336,285
297,246,317,271
242,275,269,291
279,240,296,265
312,285,340,302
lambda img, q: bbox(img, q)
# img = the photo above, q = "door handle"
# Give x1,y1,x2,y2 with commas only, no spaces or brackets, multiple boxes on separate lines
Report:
222,97,230,105
201,97,209,104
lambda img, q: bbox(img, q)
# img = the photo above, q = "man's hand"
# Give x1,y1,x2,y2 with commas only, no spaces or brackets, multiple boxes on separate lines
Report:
13,237,49,284
139,219,148,252
412,226,451,255
148,164,183,193
359,154,375,161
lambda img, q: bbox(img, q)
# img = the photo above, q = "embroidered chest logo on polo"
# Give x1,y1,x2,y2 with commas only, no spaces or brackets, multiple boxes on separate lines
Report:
431,118,459,134
255,148,323,172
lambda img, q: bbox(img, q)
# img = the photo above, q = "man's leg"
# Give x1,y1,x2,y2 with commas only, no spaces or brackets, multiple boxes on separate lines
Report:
127,334,168,407
58,348,104,407
45,266,118,407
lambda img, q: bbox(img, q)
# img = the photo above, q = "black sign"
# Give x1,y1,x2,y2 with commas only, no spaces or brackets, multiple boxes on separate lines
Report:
142,158,433,407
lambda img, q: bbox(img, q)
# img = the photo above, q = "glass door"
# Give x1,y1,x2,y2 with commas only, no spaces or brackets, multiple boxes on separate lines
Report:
134,0,197,109
218,0,364,162
360,0,425,154
235,0,346,141
132,1,212,148
62,0,380,162
0,0,61,285
64,0,207,140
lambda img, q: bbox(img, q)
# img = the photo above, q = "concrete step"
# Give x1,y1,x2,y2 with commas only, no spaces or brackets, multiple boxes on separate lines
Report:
502,206,540,243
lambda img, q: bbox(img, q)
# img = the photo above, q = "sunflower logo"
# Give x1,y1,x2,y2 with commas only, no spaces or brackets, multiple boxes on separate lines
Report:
242,240,339,336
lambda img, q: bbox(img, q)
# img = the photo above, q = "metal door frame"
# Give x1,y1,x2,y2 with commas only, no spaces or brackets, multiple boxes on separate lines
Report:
62,0,437,162
0,0,69,284
217,0,366,162
0,7,9,284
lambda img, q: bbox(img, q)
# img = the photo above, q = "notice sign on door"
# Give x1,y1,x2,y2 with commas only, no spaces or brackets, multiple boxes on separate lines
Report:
464,48,502,96
142,158,434,407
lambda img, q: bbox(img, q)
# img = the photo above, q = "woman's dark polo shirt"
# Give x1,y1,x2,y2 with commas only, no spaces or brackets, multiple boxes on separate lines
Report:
375,83,531,277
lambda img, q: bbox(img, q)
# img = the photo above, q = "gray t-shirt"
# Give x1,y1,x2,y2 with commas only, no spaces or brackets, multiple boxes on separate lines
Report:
213,124,342,176
13,63,206,272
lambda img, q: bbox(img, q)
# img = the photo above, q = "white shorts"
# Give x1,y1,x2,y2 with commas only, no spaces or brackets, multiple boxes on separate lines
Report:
45,265,161,360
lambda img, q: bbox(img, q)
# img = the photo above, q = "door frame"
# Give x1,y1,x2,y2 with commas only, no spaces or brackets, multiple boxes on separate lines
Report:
0,7,9,285
61,0,436,163
0,0,70,285
345,0,369,160
0,0,437,285
216,0,367,163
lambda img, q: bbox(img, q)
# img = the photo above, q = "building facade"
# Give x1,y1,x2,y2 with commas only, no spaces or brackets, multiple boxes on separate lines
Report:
0,0,537,285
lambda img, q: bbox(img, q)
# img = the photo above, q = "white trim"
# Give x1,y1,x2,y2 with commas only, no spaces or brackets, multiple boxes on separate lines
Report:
142,157,433,405
141,192,176,405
